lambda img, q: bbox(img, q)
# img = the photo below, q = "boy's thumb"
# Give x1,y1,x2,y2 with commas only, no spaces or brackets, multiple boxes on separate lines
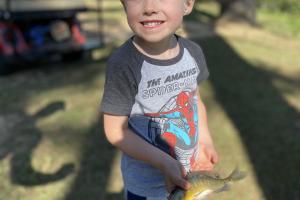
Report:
211,153,219,164
178,178,191,190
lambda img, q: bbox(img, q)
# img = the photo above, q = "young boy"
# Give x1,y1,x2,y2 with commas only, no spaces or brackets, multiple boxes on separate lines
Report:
101,0,219,199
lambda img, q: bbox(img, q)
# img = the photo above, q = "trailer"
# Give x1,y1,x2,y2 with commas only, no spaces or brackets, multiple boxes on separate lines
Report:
0,0,102,74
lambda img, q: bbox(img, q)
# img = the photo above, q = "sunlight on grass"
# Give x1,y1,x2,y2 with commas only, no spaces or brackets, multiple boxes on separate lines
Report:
217,23,300,76
258,9,300,40
216,23,300,114
0,159,11,199
272,79,300,111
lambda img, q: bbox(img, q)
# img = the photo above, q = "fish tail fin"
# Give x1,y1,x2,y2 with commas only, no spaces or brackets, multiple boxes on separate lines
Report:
228,167,247,181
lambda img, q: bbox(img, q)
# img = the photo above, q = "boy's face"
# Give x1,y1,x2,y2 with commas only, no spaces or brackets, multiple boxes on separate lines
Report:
121,0,195,43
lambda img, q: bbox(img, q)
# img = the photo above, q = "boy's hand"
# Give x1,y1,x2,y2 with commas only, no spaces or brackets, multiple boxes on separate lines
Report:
191,142,219,172
161,156,191,193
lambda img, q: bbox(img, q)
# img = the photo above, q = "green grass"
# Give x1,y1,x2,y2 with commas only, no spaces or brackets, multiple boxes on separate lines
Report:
0,1,300,200
257,9,300,39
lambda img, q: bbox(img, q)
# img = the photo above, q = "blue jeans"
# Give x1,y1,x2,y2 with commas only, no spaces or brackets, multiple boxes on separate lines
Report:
126,191,146,200
126,190,167,200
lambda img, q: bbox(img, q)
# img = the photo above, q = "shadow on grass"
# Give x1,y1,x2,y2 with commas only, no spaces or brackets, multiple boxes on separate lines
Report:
0,101,74,186
0,48,124,199
64,115,124,200
58,51,124,200
193,36,300,199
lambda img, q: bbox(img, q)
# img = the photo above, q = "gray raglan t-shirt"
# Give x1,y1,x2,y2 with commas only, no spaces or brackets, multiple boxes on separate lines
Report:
101,35,209,198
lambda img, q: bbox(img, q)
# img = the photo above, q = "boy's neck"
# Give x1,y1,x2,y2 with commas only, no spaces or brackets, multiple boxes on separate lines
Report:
132,35,179,60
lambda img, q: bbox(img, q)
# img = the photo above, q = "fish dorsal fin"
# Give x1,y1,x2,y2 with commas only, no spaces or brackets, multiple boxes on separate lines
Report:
200,171,220,178
187,171,220,181
187,172,204,184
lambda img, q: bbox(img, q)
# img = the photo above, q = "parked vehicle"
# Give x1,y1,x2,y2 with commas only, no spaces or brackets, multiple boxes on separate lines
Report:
0,0,101,75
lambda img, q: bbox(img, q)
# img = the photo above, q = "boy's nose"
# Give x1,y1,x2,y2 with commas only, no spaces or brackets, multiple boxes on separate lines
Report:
143,0,159,15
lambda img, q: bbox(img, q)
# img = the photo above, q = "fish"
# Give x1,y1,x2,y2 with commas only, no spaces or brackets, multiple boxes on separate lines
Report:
168,167,246,200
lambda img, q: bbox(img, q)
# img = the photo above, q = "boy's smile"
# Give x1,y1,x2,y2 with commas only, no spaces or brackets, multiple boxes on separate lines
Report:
140,20,165,29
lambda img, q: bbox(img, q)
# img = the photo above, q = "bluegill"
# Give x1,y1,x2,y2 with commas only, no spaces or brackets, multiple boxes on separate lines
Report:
168,167,246,200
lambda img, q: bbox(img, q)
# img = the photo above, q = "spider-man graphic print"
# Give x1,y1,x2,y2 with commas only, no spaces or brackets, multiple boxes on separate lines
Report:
146,90,199,170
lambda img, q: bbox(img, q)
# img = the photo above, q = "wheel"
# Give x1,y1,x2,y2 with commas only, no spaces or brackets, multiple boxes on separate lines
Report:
0,60,13,75
61,50,84,62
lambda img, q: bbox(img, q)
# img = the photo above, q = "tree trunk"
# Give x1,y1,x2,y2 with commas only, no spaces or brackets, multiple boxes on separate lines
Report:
216,0,256,25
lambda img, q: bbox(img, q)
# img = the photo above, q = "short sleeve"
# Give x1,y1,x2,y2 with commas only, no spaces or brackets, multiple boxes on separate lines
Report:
100,60,137,116
195,47,209,84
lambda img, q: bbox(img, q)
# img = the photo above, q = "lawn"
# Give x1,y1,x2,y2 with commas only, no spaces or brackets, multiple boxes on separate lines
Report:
0,1,299,200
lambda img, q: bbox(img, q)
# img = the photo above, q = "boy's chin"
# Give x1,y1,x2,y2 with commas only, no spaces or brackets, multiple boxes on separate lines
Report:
135,34,175,44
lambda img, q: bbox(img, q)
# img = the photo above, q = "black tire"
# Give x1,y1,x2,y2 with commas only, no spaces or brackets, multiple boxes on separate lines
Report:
61,50,84,62
0,61,13,75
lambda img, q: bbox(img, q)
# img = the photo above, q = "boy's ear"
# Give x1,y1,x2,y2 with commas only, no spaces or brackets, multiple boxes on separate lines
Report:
184,0,195,16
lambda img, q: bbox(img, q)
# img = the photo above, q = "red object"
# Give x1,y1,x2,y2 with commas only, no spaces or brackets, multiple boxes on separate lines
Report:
71,24,86,45
0,22,29,56
0,22,14,56
13,25,29,54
